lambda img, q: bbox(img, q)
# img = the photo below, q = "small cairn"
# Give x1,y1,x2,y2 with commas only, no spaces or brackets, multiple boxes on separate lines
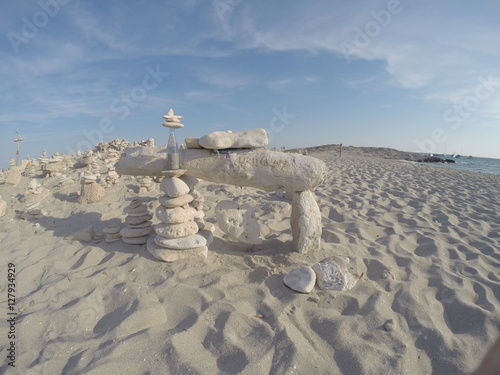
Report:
120,198,154,245
105,166,120,186
78,168,105,203
56,174,75,188
147,170,212,262
21,179,50,220
103,223,122,243
137,176,156,193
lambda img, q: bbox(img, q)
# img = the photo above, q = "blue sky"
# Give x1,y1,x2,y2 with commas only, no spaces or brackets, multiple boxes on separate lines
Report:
1,0,500,168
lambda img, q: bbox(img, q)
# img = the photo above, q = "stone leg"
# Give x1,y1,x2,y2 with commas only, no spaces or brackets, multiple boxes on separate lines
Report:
290,190,322,253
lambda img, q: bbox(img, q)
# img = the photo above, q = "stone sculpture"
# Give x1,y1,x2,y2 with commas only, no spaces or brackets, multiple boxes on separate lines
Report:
120,198,154,245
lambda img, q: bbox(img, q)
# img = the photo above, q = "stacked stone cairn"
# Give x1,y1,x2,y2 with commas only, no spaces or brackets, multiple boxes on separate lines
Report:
147,170,213,262
103,223,122,243
105,166,120,186
78,167,105,203
21,179,51,220
137,176,156,193
120,198,154,245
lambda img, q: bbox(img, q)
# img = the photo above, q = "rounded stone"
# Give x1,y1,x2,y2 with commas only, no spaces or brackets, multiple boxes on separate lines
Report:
125,213,153,225
160,177,190,198
124,203,148,214
198,129,268,150
154,233,207,249
147,236,208,262
103,224,122,234
154,221,199,238
156,205,197,224
120,226,154,238
159,194,194,208
122,235,150,245
283,266,316,294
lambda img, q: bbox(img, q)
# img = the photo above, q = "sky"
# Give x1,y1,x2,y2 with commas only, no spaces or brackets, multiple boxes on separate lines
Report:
1,0,500,169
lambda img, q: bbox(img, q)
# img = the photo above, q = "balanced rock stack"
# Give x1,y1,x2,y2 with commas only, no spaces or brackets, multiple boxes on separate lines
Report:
57,174,75,188
105,149,121,166
78,169,105,203
137,176,155,193
103,223,122,243
105,166,120,186
147,170,212,262
120,198,154,245
21,179,50,220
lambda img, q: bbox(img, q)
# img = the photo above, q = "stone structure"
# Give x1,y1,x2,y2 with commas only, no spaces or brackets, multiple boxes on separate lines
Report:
103,224,122,243
137,176,155,193
146,170,213,262
120,198,154,245
78,169,105,203
6,166,22,186
0,195,7,217
105,166,120,186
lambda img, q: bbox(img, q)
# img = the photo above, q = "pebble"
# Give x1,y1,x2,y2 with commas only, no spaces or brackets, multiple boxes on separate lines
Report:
159,194,194,208
283,266,316,294
160,177,190,198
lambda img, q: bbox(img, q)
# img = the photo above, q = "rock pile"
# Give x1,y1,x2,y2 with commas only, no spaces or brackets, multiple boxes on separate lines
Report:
147,170,212,262
120,198,154,245
56,174,75,188
20,180,50,220
103,223,122,243
105,166,120,186
78,169,105,203
137,176,155,193
5,166,22,186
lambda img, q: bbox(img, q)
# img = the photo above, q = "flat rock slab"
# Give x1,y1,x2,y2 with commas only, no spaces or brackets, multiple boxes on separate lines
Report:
215,200,261,244
147,236,208,262
291,190,322,253
198,128,268,149
313,260,360,291
154,221,199,238
116,147,326,192
154,232,208,250
283,266,316,294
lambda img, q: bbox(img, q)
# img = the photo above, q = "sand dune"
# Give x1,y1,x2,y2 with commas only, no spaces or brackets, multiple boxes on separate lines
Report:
1,147,499,374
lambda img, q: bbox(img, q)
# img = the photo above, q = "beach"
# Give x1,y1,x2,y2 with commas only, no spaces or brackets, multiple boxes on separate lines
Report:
1,146,499,375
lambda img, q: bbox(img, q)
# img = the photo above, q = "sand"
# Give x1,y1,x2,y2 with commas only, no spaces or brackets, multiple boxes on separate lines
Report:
1,146,499,374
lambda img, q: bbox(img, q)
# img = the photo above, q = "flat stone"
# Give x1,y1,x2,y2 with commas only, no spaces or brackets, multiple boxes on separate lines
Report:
125,213,153,225
129,221,153,228
185,137,202,149
124,203,148,214
103,224,122,234
122,235,150,245
67,226,94,242
160,177,190,198
129,198,143,209
159,193,194,208
283,266,316,294
105,232,122,242
198,128,268,150
291,190,322,253
120,226,154,238
154,221,199,238
312,260,360,291
156,205,197,224
154,232,207,249
147,236,207,262
127,209,150,217
215,200,261,244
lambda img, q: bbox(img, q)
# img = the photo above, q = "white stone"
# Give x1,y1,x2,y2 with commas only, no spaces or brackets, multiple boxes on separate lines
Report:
312,260,360,291
125,213,153,225
154,232,207,249
147,236,207,262
185,137,201,149
156,205,197,224
154,221,199,238
6,167,22,186
159,194,194,208
105,232,122,242
215,200,261,244
283,266,316,294
180,175,199,191
160,177,190,198
291,190,322,253
198,129,268,150
0,199,7,217
122,235,150,245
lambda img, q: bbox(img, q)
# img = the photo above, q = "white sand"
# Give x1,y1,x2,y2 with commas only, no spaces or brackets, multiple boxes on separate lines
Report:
1,147,499,374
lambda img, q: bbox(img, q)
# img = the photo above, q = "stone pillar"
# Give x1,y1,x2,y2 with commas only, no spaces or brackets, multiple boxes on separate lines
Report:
290,190,322,253
147,170,212,262
120,198,154,245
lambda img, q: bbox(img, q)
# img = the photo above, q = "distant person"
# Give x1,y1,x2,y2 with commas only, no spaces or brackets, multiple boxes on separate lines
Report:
464,337,500,375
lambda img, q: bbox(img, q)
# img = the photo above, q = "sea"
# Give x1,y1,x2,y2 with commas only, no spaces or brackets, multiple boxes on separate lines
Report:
427,155,500,176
